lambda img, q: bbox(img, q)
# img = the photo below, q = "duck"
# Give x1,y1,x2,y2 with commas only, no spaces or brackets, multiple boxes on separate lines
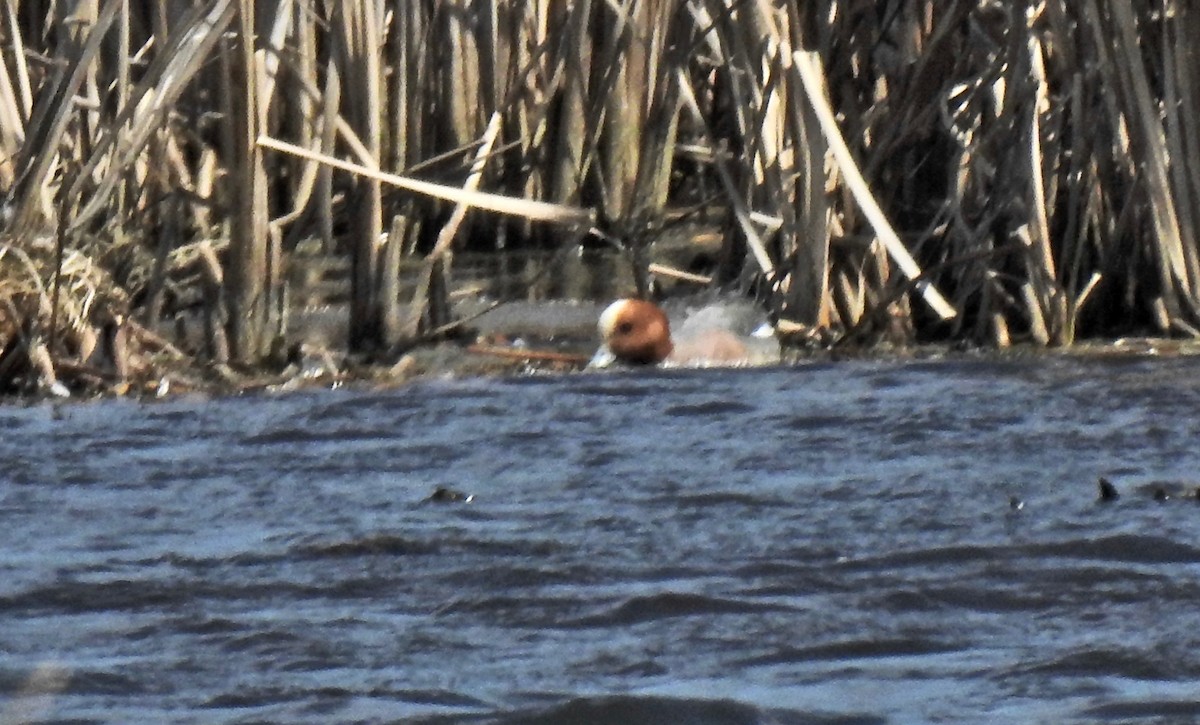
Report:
593,297,779,367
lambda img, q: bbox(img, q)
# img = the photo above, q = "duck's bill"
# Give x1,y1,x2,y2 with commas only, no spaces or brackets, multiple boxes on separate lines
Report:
587,347,617,369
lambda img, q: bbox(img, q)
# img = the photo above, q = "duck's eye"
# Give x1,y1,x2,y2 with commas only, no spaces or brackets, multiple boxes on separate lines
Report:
616,321,634,335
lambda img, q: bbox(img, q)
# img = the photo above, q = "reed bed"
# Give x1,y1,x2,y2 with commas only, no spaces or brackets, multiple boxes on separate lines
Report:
0,0,1197,395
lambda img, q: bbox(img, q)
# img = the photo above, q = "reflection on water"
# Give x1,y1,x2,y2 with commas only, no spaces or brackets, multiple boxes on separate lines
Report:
4,356,1200,723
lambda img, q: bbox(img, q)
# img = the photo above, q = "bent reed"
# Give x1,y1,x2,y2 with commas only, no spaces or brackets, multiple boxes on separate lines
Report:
0,0,1197,396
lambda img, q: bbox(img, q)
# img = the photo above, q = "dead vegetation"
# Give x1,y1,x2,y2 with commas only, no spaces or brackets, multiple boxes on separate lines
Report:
0,1,1198,396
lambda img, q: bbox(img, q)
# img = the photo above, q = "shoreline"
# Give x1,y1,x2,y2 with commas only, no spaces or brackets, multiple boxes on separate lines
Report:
8,329,1200,407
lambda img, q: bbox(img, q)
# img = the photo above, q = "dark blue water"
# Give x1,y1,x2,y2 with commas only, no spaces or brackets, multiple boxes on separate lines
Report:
4,356,1200,724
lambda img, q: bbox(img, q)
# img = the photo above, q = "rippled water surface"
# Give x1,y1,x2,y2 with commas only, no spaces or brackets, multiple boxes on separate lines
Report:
5,356,1200,724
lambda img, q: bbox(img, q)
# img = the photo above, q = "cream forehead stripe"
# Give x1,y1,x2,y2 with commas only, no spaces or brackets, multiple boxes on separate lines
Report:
598,299,629,336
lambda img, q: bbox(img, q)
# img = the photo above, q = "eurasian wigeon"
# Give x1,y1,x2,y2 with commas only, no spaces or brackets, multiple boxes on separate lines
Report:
594,297,779,367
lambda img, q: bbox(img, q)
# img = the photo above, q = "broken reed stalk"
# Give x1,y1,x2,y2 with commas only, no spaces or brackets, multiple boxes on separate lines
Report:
402,112,505,338
647,263,711,286
465,343,591,365
256,135,595,226
792,50,957,322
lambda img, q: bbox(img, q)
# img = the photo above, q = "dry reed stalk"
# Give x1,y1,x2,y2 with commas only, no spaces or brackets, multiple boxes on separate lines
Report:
531,0,590,219
332,0,384,352
197,240,228,362
400,112,503,339
774,5,831,329
991,312,1010,348
1056,71,1090,322
1161,6,1200,318
1021,281,1050,346
380,2,425,343
223,0,273,364
282,2,317,222
1170,6,1200,261
0,34,25,188
390,1,436,174
111,0,132,222
317,58,340,252
68,0,236,233
7,0,120,234
648,262,710,286
605,0,683,295
1026,36,1055,283
385,3,411,171
2,0,33,118
1019,31,1076,344
465,343,590,365
833,270,865,329
444,0,483,150
740,1,833,329
597,0,674,221
1085,0,1195,328
257,135,595,226
598,0,641,221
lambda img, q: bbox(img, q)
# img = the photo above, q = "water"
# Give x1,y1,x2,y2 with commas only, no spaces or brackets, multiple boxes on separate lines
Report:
4,355,1200,724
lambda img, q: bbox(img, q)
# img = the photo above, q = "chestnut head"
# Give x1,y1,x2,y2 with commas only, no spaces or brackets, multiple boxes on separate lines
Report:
597,299,673,365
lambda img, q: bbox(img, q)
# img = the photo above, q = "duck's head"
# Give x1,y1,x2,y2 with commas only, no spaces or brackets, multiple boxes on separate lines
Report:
597,298,673,365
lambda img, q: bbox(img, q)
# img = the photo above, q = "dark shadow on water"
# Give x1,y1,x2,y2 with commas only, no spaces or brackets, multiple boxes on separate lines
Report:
486,695,886,725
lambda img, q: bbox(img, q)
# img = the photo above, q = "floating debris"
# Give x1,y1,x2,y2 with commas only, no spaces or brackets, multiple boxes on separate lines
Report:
428,486,474,504
1097,477,1120,502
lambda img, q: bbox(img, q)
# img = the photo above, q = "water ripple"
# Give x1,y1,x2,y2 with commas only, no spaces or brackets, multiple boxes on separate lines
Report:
5,359,1200,722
